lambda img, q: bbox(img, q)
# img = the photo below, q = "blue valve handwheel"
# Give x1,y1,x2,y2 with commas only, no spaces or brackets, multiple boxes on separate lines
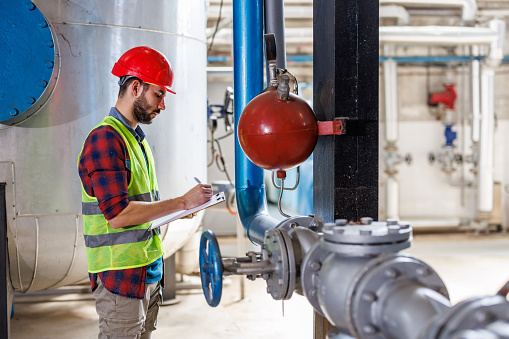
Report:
199,230,223,307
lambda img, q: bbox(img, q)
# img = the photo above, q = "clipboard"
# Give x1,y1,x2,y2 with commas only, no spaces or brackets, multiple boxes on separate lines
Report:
148,192,225,230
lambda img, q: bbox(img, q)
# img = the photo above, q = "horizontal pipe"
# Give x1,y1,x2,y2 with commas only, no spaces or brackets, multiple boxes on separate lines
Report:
379,0,477,22
210,26,499,48
380,5,410,26
380,26,498,46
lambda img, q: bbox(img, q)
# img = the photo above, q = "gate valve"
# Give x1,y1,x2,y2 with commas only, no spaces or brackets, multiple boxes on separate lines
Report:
199,230,224,307
428,83,457,109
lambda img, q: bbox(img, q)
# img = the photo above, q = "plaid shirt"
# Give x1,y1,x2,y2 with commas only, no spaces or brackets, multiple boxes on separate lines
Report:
79,108,158,299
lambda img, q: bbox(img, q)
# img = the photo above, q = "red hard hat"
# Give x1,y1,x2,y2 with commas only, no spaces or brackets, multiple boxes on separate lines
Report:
112,46,175,94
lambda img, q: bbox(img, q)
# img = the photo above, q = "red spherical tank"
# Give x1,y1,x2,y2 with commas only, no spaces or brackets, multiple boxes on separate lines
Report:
238,90,318,173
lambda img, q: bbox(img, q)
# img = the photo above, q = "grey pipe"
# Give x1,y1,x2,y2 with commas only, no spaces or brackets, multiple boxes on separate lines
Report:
264,0,286,69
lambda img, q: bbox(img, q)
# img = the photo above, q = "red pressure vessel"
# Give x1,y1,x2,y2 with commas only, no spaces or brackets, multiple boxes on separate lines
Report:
238,90,318,175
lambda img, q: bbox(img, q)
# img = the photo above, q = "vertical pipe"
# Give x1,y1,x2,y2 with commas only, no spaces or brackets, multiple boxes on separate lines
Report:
470,45,481,144
264,0,287,69
383,44,400,220
383,45,398,145
386,176,399,219
233,0,279,245
478,66,495,216
477,19,504,218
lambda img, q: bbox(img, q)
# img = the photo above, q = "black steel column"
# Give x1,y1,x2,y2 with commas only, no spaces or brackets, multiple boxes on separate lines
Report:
0,183,8,338
313,0,379,337
313,0,379,225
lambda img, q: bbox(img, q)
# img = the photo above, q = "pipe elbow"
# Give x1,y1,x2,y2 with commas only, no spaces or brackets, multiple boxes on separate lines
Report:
236,187,279,244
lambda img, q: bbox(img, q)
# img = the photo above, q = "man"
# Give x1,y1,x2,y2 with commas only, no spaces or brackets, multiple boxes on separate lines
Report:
78,46,212,338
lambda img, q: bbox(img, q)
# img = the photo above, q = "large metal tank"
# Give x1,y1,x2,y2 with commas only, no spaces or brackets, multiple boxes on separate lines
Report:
0,0,207,293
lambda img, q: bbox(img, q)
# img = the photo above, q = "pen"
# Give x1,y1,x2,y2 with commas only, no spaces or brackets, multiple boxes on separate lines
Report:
194,177,202,184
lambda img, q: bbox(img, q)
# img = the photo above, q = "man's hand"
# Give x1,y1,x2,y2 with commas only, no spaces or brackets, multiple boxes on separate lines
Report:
180,212,198,220
182,184,213,210
108,183,213,229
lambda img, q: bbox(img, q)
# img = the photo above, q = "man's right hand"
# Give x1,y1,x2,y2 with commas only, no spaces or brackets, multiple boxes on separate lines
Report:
182,184,213,210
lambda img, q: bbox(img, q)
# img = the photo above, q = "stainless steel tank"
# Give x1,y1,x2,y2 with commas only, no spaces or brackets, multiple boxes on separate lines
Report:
1,0,207,293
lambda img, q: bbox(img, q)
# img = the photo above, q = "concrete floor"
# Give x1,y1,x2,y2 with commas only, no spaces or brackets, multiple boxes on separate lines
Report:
10,230,509,339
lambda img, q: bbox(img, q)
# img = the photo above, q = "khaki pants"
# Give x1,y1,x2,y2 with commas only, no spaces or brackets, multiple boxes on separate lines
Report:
93,278,162,339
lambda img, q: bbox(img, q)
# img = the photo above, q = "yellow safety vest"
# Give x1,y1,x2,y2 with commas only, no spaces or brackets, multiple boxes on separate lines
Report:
78,116,164,273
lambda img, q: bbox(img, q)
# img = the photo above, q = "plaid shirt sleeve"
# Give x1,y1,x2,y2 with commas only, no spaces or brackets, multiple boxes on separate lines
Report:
78,125,130,220
79,125,147,299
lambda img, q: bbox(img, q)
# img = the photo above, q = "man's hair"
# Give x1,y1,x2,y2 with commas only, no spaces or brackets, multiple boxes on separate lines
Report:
118,76,150,98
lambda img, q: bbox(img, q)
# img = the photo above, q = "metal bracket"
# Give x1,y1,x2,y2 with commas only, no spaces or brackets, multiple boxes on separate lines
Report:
317,118,347,136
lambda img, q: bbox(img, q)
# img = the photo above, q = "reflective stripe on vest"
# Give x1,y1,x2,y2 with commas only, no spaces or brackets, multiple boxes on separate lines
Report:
81,190,160,216
85,228,154,248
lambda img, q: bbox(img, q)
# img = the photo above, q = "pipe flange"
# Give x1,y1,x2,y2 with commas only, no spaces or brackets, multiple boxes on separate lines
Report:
277,215,323,233
263,228,296,300
419,295,509,339
322,220,412,255
347,255,449,339
300,240,330,316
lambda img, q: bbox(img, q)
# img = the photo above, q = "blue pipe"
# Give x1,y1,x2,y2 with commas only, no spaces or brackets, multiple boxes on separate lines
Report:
233,0,280,245
380,56,483,63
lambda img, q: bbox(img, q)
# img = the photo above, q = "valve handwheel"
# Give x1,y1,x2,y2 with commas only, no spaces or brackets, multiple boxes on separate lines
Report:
199,230,224,307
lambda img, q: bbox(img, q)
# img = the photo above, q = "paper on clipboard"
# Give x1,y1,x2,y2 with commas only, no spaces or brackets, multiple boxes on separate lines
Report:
149,191,225,230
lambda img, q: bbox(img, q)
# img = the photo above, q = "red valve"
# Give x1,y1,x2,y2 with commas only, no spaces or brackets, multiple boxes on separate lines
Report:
429,84,457,110
238,90,318,172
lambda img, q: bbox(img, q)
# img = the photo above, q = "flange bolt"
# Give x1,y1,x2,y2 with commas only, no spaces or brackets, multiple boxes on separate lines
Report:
310,261,321,271
361,217,373,225
416,267,429,277
361,291,377,303
474,311,489,324
384,268,398,279
363,324,377,335
386,218,398,225
335,219,348,226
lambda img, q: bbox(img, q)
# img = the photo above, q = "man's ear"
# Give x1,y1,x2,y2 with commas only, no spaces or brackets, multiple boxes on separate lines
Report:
131,79,144,98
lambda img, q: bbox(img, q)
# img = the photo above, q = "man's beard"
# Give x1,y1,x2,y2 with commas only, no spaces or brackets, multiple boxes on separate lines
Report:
133,94,160,125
